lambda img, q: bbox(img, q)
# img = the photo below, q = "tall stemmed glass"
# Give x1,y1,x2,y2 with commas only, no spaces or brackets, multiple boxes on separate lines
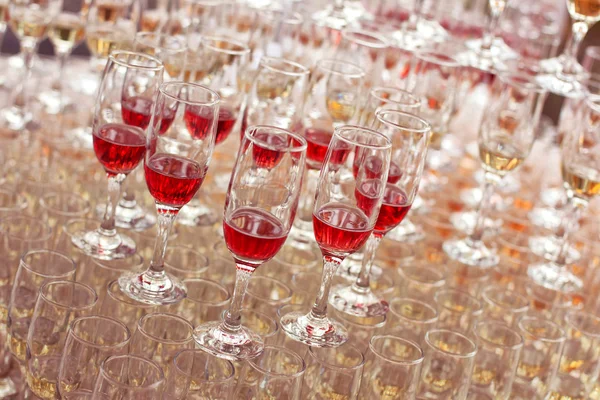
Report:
194,125,307,360
528,99,600,293
119,82,220,305
538,0,600,96
280,126,392,347
331,110,430,317
0,0,61,131
443,74,547,268
38,0,86,114
70,51,164,260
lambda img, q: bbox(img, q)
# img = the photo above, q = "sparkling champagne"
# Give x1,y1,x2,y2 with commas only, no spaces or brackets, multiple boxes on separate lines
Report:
9,333,27,361
48,13,85,51
479,135,526,175
86,26,126,58
26,371,57,399
9,9,49,39
562,162,600,199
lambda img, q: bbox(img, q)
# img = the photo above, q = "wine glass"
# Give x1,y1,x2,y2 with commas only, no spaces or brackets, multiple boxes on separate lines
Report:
280,125,392,347
335,28,387,88
118,81,220,305
70,51,164,260
0,0,61,131
193,125,307,360
537,0,600,96
92,355,165,399
443,73,547,268
330,109,430,317
528,99,600,293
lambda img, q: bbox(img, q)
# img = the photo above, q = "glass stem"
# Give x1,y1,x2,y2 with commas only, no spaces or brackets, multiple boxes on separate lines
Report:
354,234,382,290
149,211,177,273
222,267,252,333
310,256,341,320
410,0,425,29
54,50,69,110
560,21,589,77
468,173,497,243
480,1,506,51
554,197,586,265
100,174,125,233
12,42,37,111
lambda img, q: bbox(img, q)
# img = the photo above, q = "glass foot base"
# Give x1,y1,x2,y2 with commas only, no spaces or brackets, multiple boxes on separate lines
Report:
0,106,31,131
329,284,389,317
96,202,156,231
450,211,502,236
193,321,264,361
279,311,348,348
443,238,498,268
118,270,187,305
527,261,583,293
536,73,586,97
71,229,136,260
337,256,383,282
177,201,218,227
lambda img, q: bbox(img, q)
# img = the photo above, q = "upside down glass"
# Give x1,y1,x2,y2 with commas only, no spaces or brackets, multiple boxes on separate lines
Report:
280,125,392,347
119,81,220,305
194,125,307,360
330,110,431,317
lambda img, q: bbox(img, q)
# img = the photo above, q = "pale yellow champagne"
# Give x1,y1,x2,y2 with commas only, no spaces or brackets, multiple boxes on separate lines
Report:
562,162,600,199
48,13,85,50
26,371,57,399
9,9,49,39
479,135,526,175
86,26,125,58
326,95,356,122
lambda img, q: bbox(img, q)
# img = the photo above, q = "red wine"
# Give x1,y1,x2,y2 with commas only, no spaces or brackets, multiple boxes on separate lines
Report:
93,123,146,176
252,132,287,169
144,153,205,208
122,96,153,129
353,156,402,184
373,185,411,235
304,127,353,170
223,207,287,269
313,203,371,257
185,105,236,144
355,179,383,217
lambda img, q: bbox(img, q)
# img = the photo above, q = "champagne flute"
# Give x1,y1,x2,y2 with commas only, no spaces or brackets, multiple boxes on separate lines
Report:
118,81,220,305
193,125,307,360
70,51,164,260
280,125,392,347
0,0,61,131
330,109,430,317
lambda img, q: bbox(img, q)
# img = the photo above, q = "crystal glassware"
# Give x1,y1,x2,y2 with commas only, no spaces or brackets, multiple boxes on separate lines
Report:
336,28,388,88
481,286,529,328
92,354,165,399
280,125,392,347
385,297,438,346
434,288,483,334
100,280,157,332
170,278,230,327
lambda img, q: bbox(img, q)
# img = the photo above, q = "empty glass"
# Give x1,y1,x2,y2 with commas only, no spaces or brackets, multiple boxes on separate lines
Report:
434,289,483,334
481,286,529,328
92,354,165,399
385,297,438,346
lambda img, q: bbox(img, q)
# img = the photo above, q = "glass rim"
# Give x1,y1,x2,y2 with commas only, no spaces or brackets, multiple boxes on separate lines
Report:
70,315,132,349
308,345,365,371
100,354,164,391
369,335,425,366
159,81,221,107
106,280,157,309
39,280,98,311
334,309,386,328
517,316,566,343
398,265,446,286
565,310,600,338
259,9,304,24
425,329,478,358
585,96,600,112
201,35,250,55
137,312,194,344
38,191,90,216
376,109,432,135
498,72,547,94
341,28,388,49
474,321,524,350
92,253,144,272
415,50,460,67
246,275,293,304
389,297,439,323
316,58,365,79
333,124,392,150
173,349,235,382
108,50,164,72
248,345,306,378
244,125,308,153
182,278,230,305
20,249,76,279
134,32,187,52
0,215,52,241
370,86,421,108
0,188,28,212
434,288,482,314
164,245,210,274
259,56,310,77
481,286,529,312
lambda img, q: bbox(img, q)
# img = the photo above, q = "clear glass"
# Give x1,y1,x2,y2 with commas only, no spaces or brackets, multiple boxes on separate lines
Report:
250,9,303,61
170,278,230,326
0,215,52,265
164,245,209,280
443,73,547,268
233,345,305,399
92,354,164,399
359,335,424,399
330,109,430,317
481,286,529,328
58,316,131,398
396,265,446,302
243,276,292,318
583,45,600,74
528,99,600,293
385,297,438,346
280,125,392,347
38,192,90,249
100,280,157,332
165,349,234,400
8,250,76,364
118,81,220,304
70,51,164,261
336,28,388,87
434,288,483,334
310,0,366,30
25,281,98,399
135,36,186,79
302,344,364,399
0,0,61,131
469,321,524,399
194,125,306,360
332,310,386,354
418,329,478,399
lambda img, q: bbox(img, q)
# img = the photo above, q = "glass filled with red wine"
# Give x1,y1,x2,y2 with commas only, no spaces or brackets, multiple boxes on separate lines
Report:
194,125,307,360
280,125,392,347
70,51,164,260
118,81,220,305
330,109,431,317
177,35,250,227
